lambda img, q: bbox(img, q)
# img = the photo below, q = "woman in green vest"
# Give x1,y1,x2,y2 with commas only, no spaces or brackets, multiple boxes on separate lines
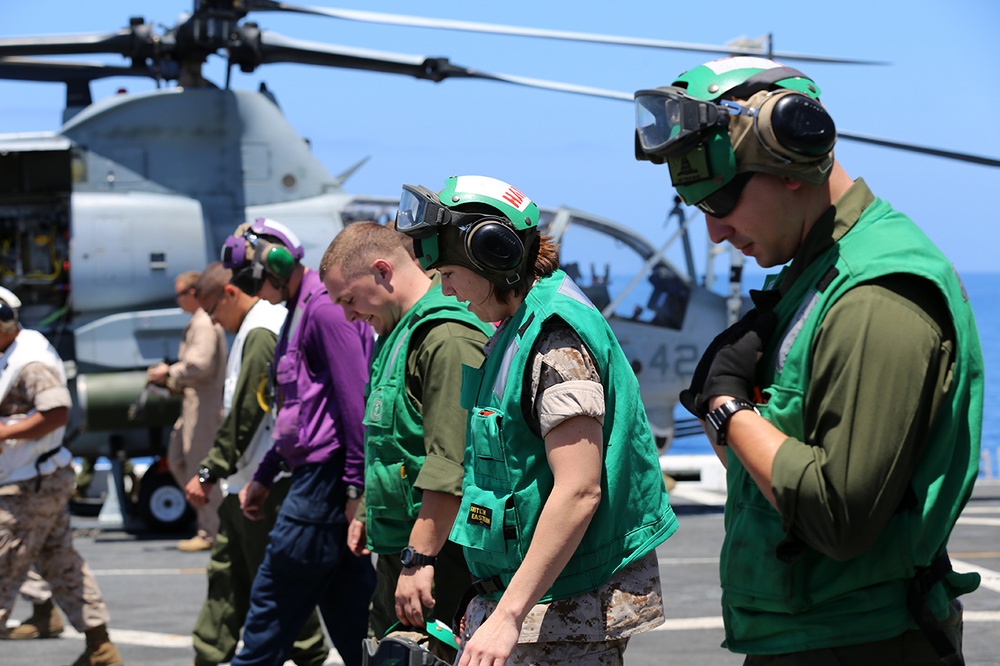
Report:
396,175,678,666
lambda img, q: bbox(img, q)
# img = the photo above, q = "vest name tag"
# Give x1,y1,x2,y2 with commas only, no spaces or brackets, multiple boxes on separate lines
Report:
467,503,492,528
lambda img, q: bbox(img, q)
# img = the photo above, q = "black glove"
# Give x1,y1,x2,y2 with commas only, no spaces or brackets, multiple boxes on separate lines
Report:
679,309,777,419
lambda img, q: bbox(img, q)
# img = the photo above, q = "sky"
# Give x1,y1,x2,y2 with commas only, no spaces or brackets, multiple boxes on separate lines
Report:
2,0,999,277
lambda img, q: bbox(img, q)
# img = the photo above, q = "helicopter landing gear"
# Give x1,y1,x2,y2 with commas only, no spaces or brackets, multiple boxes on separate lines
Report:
136,458,194,533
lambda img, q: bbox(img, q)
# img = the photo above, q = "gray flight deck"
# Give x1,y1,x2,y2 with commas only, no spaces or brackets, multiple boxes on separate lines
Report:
4,474,999,665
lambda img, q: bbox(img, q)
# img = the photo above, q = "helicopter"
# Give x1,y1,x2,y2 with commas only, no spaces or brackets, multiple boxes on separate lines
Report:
1,1,997,529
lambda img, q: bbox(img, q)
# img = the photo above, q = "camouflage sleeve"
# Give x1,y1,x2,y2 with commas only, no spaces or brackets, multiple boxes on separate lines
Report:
0,362,71,416
529,318,605,438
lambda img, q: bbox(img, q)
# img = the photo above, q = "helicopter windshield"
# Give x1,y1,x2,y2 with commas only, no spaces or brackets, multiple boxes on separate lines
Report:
538,209,691,329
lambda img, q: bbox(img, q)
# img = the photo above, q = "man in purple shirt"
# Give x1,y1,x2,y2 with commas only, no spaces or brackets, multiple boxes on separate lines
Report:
221,218,376,666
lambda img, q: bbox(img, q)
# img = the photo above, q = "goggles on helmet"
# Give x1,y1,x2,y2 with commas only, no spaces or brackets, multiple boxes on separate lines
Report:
395,184,485,238
635,87,754,161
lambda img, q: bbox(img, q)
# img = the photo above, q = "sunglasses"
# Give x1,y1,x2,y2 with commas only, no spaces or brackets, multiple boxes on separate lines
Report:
204,291,225,317
695,172,756,218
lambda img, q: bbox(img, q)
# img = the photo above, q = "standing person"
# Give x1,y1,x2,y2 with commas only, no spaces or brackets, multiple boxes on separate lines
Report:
634,56,984,663
319,222,492,659
221,218,376,666
147,269,227,552
0,286,123,666
396,175,678,666
182,262,329,666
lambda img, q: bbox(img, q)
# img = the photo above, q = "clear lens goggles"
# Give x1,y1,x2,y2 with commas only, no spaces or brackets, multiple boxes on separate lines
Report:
395,184,446,236
396,184,500,238
635,87,754,160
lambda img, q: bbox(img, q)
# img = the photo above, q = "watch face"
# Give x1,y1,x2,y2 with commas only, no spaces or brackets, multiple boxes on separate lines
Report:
400,547,415,567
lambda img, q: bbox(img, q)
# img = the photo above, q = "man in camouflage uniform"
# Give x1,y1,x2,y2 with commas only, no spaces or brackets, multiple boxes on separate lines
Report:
0,286,123,666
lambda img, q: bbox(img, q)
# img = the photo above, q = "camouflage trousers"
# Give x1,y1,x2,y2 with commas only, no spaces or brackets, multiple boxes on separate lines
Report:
0,464,110,632
17,568,51,603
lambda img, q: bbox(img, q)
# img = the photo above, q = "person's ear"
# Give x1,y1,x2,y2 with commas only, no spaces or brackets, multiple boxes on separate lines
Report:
373,259,393,284
782,176,804,191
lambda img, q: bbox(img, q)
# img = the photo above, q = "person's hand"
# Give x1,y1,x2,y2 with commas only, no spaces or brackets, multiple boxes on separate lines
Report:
240,480,269,521
184,475,212,506
457,609,519,666
347,519,370,557
345,497,362,532
395,564,435,628
146,362,169,387
680,309,776,419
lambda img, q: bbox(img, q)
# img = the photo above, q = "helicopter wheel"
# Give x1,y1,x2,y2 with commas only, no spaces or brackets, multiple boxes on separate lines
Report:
136,468,194,532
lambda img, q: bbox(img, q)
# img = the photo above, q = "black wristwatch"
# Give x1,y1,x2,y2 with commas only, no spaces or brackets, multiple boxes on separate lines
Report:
400,546,437,568
197,466,216,484
345,484,362,500
705,398,760,447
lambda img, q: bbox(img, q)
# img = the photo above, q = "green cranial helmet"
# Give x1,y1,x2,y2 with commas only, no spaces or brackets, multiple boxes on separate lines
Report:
399,175,540,286
635,56,835,207
437,175,539,231
674,56,822,103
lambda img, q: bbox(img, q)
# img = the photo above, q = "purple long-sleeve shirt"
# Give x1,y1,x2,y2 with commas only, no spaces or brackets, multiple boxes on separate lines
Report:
253,269,373,489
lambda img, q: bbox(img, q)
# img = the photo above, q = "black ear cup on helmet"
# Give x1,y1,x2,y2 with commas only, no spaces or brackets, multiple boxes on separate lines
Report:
755,90,836,162
465,218,524,272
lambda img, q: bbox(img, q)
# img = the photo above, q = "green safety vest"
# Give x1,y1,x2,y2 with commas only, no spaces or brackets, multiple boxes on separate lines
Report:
721,198,984,653
450,270,678,602
362,283,492,553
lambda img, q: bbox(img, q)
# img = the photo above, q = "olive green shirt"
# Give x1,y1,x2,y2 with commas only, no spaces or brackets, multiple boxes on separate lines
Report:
406,319,489,496
200,328,277,479
765,179,956,560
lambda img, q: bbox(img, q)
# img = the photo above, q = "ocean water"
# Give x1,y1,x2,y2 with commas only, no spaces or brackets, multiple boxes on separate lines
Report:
665,271,1000,480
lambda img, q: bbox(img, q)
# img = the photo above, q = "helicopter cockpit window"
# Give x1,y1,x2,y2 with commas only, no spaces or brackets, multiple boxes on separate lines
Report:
646,262,690,329
340,197,401,227
540,212,692,330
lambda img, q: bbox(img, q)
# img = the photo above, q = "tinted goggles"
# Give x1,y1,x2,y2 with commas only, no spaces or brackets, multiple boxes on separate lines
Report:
694,172,755,218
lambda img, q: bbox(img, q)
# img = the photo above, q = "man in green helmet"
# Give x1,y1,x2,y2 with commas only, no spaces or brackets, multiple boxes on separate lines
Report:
635,56,983,664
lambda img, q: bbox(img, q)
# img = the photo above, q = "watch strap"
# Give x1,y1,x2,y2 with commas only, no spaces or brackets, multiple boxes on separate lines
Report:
401,546,437,567
706,398,759,447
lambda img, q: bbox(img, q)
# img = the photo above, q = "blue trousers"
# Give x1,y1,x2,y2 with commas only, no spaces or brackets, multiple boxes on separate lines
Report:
231,459,376,666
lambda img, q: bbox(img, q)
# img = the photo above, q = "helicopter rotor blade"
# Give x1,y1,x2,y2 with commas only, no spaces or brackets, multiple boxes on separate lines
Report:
0,56,159,109
250,31,632,101
836,131,1000,168
249,1,887,65
0,29,139,59
0,56,157,83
